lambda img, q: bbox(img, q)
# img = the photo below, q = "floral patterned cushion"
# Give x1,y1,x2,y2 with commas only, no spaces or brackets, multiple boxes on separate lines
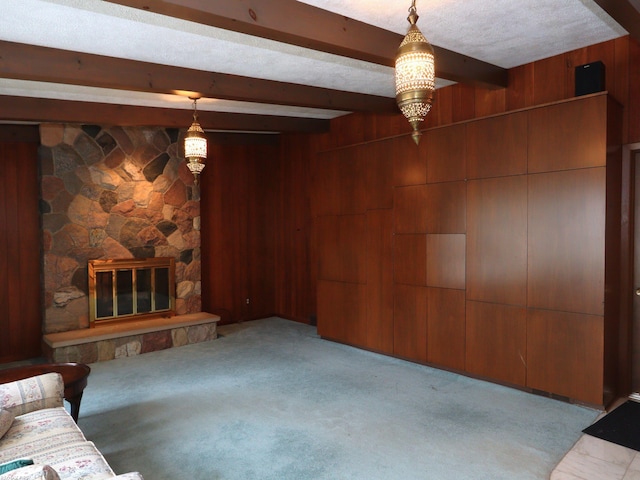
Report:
0,408,86,464
0,374,63,417
30,442,114,480
0,410,14,440
0,464,60,480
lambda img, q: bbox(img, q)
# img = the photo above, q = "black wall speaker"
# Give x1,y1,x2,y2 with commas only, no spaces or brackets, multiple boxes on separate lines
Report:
575,61,605,97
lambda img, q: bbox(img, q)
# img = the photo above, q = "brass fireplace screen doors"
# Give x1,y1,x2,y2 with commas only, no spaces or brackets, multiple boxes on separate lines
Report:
88,257,175,325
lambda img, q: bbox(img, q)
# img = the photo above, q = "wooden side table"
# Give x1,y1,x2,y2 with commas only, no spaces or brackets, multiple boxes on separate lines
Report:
0,362,91,422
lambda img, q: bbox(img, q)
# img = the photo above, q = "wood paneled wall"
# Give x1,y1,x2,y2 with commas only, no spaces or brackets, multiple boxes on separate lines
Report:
308,93,622,406
299,37,639,151
200,142,278,324
0,142,41,362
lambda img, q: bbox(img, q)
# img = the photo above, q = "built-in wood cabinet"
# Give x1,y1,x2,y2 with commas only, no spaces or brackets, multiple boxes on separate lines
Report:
313,93,623,407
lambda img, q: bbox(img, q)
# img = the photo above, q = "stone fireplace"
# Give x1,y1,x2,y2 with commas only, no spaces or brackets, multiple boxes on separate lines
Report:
38,124,218,362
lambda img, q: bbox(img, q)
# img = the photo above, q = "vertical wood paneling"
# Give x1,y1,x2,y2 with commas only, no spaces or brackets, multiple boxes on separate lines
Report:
466,176,528,306
394,284,428,362
246,148,277,319
532,54,568,105
313,151,341,216
394,184,465,236
201,143,279,324
506,64,535,111
392,136,427,186
201,142,248,322
451,83,477,123
317,214,367,284
528,168,606,315
0,142,41,362
426,124,466,183
425,182,466,233
0,150,7,358
474,87,506,118
275,135,315,323
426,234,465,290
314,148,367,216
394,185,428,234
629,38,640,143
394,234,427,286
528,94,607,173
338,148,367,215
613,37,629,144
366,209,394,354
202,144,248,322
466,111,528,179
527,309,604,405
466,301,527,387
427,288,465,370
365,142,394,210
317,280,367,342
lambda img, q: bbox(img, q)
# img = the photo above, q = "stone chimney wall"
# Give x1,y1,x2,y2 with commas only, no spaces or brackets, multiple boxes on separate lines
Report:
39,124,201,334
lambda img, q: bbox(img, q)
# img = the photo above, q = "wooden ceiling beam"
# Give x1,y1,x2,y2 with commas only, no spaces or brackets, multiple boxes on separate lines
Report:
591,0,640,42
105,0,508,89
0,41,396,113
0,96,330,133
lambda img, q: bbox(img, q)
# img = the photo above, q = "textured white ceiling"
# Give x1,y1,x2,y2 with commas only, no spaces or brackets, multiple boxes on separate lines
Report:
299,0,626,67
0,0,629,122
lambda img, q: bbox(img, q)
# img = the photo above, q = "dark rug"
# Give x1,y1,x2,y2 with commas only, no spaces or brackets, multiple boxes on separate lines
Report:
582,400,640,451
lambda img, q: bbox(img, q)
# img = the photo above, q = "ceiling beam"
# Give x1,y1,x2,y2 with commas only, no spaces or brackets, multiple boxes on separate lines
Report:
0,125,40,143
0,96,330,133
0,41,397,113
105,0,508,89
591,0,640,42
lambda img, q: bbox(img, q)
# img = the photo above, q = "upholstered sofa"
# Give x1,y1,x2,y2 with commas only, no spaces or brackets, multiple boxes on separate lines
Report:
0,373,143,480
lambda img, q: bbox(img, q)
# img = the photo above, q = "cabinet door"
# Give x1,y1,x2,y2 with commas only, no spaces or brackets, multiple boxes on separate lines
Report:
428,288,465,371
316,215,367,284
466,301,527,387
427,235,465,290
366,210,394,354
466,176,528,306
394,234,427,286
317,280,366,344
426,124,466,183
528,168,606,315
394,284,428,362
466,111,528,179
527,309,604,405
528,95,606,173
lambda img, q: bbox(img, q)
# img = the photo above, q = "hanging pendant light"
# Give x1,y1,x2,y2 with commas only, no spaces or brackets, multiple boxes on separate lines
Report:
395,0,436,145
184,97,207,184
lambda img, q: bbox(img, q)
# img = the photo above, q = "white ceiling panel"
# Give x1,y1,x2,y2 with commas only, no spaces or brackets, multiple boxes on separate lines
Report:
0,0,631,130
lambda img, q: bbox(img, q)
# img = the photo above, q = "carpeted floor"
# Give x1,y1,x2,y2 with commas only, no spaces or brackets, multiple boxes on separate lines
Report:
78,317,597,480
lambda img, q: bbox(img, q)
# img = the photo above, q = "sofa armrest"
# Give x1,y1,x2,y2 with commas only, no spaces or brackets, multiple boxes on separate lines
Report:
0,373,64,416
0,464,60,480
113,473,144,480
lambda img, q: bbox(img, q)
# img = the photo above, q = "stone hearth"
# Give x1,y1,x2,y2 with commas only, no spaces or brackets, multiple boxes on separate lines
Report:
42,312,219,363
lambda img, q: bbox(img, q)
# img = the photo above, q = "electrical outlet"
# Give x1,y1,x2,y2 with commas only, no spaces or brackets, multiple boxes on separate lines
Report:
246,298,250,305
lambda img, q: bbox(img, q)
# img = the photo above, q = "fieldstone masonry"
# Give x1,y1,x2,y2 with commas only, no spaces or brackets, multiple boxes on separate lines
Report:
46,322,218,364
39,123,204,338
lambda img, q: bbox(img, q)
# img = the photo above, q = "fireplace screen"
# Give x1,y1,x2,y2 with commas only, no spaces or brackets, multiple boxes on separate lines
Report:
89,257,175,325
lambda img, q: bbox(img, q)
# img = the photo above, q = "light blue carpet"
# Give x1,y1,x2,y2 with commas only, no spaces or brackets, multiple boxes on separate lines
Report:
78,317,597,480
